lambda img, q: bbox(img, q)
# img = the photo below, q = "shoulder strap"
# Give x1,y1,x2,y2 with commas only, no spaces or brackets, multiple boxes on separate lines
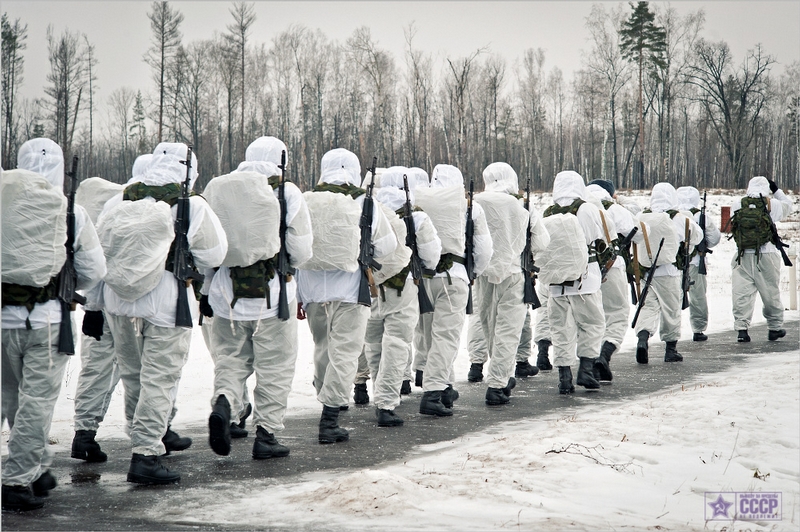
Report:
598,210,612,244
641,221,653,261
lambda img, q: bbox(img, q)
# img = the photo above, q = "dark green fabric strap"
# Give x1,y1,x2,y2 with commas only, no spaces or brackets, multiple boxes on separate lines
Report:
543,198,585,217
229,257,277,308
268,176,291,189
1,278,59,311
601,200,615,210
313,182,365,199
123,182,183,206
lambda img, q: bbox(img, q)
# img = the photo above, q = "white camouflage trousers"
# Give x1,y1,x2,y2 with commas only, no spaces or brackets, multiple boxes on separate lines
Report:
549,291,605,367
731,253,784,331
202,316,251,422
687,264,709,333
2,325,70,486
363,279,418,410
467,287,532,364
633,275,682,342
74,314,121,432
475,274,528,389
210,303,298,434
306,301,370,408
107,315,190,456
600,267,631,348
533,283,551,343
421,278,468,392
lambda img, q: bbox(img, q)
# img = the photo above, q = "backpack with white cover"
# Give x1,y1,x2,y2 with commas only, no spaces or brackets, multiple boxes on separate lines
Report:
474,192,528,284
538,213,588,286
97,197,175,301
372,202,411,286
414,185,466,255
635,212,679,268
1,169,68,287
298,190,361,272
75,177,124,225
203,171,280,268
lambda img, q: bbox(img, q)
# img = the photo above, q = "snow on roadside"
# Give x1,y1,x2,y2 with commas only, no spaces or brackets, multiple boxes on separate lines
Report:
142,348,800,532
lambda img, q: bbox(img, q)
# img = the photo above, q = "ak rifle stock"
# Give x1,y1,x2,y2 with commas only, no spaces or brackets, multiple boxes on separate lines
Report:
696,191,712,275
56,155,86,355
464,176,476,315
173,145,204,327
521,176,541,309
276,150,294,321
403,175,435,314
631,238,665,329
357,157,381,306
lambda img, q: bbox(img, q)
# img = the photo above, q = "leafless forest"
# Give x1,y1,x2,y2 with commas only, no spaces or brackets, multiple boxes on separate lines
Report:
2,2,798,192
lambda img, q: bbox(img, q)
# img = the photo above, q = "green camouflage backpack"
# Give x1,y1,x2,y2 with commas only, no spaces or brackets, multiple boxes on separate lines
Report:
731,197,773,261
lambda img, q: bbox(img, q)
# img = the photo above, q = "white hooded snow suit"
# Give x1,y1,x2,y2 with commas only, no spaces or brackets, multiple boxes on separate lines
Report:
729,177,793,331
2,138,106,487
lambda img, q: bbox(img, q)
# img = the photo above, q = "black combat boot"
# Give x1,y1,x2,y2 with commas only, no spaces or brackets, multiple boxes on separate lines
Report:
693,332,708,341
376,408,404,427
415,369,423,387
353,383,370,405
593,341,616,382
229,422,248,439
515,359,539,378
71,430,108,463
737,330,750,342
576,357,600,389
485,387,509,405
558,366,575,395
127,454,180,485
400,380,412,395
162,426,192,455
536,340,553,370
1,485,44,511
319,405,349,444
467,362,484,382
31,471,57,497
252,426,290,459
664,341,683,362
208,395,232,456
502,377,516,397
636,330,650,364
238,402,252,430
768,329,786,341
441,385,459,408
419,390,453,417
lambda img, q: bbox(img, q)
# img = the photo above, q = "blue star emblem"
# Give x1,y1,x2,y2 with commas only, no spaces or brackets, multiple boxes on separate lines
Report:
708,494,733,519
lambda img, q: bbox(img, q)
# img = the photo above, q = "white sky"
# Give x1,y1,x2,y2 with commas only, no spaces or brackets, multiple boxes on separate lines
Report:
4,1,800,109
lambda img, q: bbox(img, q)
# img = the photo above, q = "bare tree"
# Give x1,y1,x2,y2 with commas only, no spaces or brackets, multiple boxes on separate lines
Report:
44,26,86,160
83,35,98,176
444,48,485,169
144,0,183,143
108,87,136,176
686,41,774,185
226,1,255,160
2,13,27,169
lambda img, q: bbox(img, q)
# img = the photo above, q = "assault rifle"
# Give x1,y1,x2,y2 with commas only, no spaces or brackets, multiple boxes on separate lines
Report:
357,157,382,306
599,226,639,282
521,176,541,309
276,150,294,321
402,175,435,314
759,193,792,267
631,238,665,328
616,227,640,305
56,155,87,355
696,191,712,275
680,218,694,310
173,145,204,327
464,175,476,315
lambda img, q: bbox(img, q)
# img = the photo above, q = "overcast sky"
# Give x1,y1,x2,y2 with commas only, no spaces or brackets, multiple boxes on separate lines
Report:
4,1,799,110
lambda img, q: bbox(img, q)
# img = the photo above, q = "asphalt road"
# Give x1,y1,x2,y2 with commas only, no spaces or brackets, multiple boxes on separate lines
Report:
3,319,797,531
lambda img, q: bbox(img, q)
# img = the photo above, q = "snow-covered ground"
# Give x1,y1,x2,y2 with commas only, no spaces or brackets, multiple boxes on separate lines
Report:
4,191,799,530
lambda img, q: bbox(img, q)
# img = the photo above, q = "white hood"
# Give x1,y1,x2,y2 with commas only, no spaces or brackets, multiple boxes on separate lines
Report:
408,167,430,189
235,160,281,178
676,186,700,211
319,148,361,186
586,183,612,202
746,176,771,198
552,170,586,205
483,162,519,194
650,182,678,213
17,138,64,190
245,136,287,167
132,154,153,181
376,166,412,211
431,164,464,188
146,143,198,189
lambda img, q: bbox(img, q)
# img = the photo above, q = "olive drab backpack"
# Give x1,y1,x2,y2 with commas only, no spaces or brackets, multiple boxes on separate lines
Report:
731,196,773,262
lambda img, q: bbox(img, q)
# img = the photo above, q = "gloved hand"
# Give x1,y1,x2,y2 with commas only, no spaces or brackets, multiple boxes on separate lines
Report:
199,295,214,318
768,179,779,194
82,310,104,341
297,301,307,321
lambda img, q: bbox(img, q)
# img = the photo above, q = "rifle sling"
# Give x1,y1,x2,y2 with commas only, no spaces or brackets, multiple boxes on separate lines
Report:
641,222,653,261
